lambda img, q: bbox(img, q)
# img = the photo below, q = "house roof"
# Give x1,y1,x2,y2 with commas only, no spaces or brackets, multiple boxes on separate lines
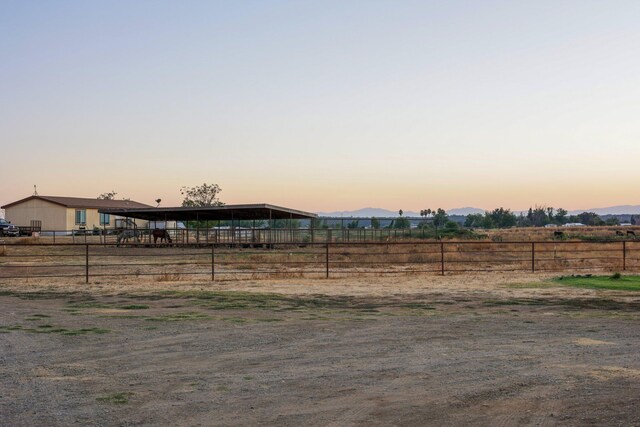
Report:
1,195,152,210
99,204,317,221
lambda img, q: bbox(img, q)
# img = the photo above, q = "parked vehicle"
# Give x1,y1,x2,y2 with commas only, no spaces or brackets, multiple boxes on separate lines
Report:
0,219,19,236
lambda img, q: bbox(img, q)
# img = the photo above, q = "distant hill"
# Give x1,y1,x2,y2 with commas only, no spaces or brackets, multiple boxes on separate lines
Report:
569,205,640,215
318,207,484,217
317,208,417,218
318,205,640,218
447,207,485,215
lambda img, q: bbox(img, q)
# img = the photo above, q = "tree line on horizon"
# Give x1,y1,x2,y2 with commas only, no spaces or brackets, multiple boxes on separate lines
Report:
463,206,637,228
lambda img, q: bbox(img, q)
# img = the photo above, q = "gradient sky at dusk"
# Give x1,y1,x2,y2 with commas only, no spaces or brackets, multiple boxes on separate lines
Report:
2,1,639,212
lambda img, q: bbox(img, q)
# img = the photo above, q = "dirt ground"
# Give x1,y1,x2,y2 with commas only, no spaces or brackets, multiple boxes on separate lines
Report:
2,274,640,426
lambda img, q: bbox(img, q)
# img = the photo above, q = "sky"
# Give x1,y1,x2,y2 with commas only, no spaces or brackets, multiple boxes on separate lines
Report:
1,0,640,213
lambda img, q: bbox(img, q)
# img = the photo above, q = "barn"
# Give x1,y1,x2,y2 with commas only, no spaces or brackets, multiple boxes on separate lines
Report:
1,195,152,233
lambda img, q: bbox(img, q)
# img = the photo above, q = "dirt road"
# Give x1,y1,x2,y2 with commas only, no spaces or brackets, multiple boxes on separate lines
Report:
1,277,640,426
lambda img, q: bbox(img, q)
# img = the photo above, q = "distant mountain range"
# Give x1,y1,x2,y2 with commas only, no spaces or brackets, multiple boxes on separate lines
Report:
568,205,640,215
318,205,640,217
317,207,483,217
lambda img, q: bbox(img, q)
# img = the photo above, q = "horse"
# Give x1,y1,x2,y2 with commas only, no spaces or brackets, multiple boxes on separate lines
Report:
152,228,172,244
553,231,564,239
116,229,141,246
628,230,637,238
616,230,624,236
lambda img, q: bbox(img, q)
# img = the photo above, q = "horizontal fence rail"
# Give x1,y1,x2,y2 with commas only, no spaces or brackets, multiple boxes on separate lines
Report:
0,240,638,282
4,226,640,245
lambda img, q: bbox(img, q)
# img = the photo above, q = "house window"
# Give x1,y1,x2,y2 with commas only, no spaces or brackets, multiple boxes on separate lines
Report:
75,209,86,225
99,213,110,225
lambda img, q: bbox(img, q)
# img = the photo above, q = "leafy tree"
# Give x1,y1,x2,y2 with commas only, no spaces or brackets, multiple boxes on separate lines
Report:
464,213,485,228
398,209,404,217
554,208,568,224
577,212,604,226
394,217,411,229
516,213,531,227
419,209,432,228
528,206,552,227
347,220,360,229
272,219,300,228
605,217,620,226
180,183,224,207
371,217,380,229
444,221,459,231
487,207,517,228
432,208,448,238
632,215,637,226
98,191,117,200
567,215,580,223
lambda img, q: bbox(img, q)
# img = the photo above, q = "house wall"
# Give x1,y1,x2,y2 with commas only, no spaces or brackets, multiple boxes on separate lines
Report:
4,199,67,230
4,200,150,231
64,208,149,230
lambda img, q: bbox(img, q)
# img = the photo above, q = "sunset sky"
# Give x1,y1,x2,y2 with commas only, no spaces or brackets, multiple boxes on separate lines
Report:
2,1,639,213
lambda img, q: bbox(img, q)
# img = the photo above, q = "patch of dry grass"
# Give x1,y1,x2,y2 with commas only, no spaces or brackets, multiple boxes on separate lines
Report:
156,270,182,282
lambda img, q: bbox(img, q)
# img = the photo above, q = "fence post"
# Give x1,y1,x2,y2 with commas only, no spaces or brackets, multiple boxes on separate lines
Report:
211,245,215,281
531,242,535,273
623,241,626,271
85,244,89,283
440,242,445,276
325,243,330,279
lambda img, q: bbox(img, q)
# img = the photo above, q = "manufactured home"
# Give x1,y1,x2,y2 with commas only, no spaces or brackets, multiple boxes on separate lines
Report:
1,196,151,232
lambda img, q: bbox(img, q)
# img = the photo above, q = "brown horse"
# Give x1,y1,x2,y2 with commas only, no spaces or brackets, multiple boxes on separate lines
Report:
152,228,172,244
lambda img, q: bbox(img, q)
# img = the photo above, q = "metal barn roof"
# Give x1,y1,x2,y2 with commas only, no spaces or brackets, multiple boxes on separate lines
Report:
98,204,317,221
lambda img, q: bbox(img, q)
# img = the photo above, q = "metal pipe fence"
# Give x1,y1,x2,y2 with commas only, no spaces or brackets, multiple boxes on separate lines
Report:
0,240,638,282
1,227,490,244
6,226,640,245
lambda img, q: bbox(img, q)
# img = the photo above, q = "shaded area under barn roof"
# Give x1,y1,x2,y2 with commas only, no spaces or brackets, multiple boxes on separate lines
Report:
98,204,317,221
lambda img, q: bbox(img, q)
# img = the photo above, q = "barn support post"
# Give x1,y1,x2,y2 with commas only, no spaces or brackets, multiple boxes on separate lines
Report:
623,241,627,271
196,213,200,244
53,230,56,244
211,245,215,281
85,244,89,283
231,213,235,244
440,242,445,276
325,243,330,279
531,242,536,273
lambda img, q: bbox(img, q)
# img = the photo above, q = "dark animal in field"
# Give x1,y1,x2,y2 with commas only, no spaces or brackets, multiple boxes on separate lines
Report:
116,229,141,246
616,230,625,236
152,228,172,244
628,230,637,237
553,231,564,239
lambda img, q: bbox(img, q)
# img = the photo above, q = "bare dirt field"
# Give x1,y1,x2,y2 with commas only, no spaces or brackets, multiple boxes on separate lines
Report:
2,274,640,426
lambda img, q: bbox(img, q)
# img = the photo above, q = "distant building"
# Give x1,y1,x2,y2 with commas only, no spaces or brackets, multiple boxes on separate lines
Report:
562,222,585,227
1,195,151,232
